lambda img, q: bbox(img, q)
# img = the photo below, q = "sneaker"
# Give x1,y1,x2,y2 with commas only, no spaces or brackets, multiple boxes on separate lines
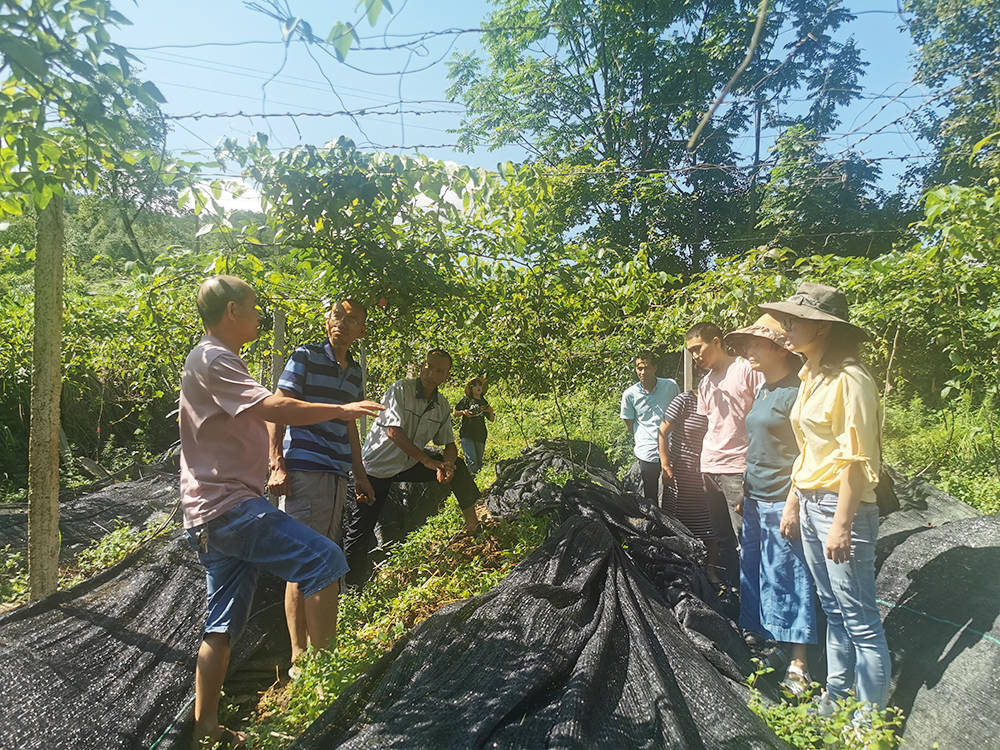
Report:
841,705,874,743
742,629,765,648
287,664,302,681
806,692,836,718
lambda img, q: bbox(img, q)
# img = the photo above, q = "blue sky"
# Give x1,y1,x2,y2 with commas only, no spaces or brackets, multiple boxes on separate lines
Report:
115,0,930,189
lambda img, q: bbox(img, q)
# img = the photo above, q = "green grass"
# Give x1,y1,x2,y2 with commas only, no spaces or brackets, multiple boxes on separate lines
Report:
439,382,633,479
884,395,1000,514
0,545,28,605
0,515,176,608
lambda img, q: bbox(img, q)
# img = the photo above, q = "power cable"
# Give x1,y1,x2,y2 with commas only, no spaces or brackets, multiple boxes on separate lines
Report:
142,46,930,107
164,107,462,121
141,50,399,105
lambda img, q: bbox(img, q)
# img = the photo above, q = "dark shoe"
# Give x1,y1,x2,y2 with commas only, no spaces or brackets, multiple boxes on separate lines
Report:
780,664,812,700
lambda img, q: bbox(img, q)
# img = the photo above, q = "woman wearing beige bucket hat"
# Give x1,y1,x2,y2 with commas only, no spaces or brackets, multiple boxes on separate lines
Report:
759,282,890,719
724,314,817,698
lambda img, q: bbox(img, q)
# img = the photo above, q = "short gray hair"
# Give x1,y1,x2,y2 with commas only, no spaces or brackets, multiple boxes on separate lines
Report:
196,275,253,326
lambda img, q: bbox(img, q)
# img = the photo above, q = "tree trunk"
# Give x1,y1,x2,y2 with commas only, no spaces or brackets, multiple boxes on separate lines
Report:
28,194,65,600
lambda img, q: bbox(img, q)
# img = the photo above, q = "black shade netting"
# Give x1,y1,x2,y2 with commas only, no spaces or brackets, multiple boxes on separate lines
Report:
876,467,981,544
485,440,750,679
0,526,287,749
876,513,1000,748
291,514,788,749
0,469,179,563
485,439,620,519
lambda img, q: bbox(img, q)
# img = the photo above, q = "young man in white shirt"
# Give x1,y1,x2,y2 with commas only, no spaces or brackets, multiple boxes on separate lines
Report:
620,350,680,502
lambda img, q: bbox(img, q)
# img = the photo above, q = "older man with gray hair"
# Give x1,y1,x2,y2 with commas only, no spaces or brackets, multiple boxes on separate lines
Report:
266,298,375,669
179,276,383,746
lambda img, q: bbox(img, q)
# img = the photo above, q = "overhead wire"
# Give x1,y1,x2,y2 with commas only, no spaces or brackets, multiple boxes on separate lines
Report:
126,6,972,200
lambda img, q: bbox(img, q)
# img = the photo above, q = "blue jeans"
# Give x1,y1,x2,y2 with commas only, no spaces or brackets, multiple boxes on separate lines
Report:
461,438,485,476
740,497,817,645
799,490,890,708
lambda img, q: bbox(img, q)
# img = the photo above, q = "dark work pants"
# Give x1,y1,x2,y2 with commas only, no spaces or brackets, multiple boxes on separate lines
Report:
343,459,479,585
637,458,661,503
704,472,743,589
705,472,745,537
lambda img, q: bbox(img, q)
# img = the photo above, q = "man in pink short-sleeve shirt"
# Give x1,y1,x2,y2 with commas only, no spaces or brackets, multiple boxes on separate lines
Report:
686,322,765,585
180,275,383,747
179,337,272,527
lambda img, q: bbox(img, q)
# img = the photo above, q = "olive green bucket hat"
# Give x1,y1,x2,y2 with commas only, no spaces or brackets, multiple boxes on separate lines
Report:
758,282,869,340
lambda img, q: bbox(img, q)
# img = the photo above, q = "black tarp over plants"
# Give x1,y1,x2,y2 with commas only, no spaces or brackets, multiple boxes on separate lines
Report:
293,440,786,748
0,475,288,750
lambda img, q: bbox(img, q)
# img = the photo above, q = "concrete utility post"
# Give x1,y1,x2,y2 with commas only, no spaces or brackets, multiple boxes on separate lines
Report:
683,348,694,392
359,340,369,437
271,308,286,389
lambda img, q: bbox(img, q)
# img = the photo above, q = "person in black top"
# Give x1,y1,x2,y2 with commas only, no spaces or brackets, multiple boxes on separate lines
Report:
454,377,494,476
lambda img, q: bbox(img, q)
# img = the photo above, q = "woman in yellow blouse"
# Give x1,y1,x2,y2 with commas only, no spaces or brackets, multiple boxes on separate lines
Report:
761,282,890,717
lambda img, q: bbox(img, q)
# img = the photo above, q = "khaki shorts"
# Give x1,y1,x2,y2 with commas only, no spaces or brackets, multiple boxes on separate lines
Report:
278,470,348,544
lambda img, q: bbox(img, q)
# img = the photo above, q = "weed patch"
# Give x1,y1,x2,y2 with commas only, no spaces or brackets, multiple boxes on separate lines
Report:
0,515,177,608
747,663,904,748
884,396,1000,514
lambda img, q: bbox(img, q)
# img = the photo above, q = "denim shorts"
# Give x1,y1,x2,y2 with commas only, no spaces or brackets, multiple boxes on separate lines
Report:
186,496,349,642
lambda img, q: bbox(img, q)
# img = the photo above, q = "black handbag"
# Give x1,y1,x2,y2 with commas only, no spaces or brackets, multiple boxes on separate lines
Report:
875,467,899,516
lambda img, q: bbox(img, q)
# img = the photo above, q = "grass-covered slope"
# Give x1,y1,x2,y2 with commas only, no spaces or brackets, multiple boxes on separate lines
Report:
242,502,549,748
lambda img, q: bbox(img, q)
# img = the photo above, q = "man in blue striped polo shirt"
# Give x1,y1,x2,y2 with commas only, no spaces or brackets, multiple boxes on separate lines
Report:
266,299,374,665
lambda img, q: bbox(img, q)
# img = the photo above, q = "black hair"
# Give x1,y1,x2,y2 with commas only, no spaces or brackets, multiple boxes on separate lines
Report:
635,350,657,365
196,275,253,327
426,348,452,366
818,323,864,377
685,321,724,343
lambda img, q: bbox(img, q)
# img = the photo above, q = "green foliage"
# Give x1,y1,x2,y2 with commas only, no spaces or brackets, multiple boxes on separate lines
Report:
0,0,165,212
884,395,1000,514
904,0,1000,183
470,384,633,470
60,517,172,588
447,0,871,269
747,663,904,748
245,502,549,748
245,0,392,62
756,125,913,256
0,545,28,606
0,516,176,607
